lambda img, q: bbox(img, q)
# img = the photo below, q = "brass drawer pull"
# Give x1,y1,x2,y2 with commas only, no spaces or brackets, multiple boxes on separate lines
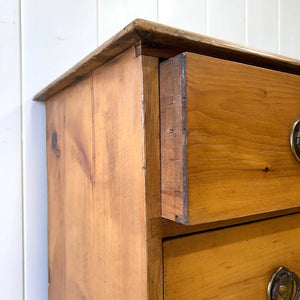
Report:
290,119,300,163
267,266,300,300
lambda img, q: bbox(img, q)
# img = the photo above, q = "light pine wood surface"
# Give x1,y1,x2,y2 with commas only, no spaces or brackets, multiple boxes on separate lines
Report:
161,52,300,225
47,47,150,299
141,56,163,299
164,213,300,299
47,76,93,299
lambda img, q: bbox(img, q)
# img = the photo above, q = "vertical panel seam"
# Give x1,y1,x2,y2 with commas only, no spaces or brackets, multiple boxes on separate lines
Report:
18,0,25,298
90,72,96,246
245,0,248,46
206,0,209,35
278,0,281,54
204,0,207,35
97,0,99,45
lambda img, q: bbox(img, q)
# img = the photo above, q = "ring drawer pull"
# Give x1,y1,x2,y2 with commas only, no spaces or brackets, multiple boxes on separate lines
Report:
267,266,300,300
290,119,300,163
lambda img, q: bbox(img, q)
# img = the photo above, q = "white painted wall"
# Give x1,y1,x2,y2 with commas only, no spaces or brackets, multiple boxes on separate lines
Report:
1,0,300,299
0,0,23,299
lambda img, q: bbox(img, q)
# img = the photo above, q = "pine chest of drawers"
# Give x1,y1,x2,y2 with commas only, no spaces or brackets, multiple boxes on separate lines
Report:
35,19,300,299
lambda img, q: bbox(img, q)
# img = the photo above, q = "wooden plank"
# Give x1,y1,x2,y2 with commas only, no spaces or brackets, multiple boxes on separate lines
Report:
47,75,94,299
160,54,188,223
161,52,300,225
47,47,151,299
47,89,65,300
34,19,300,102
141,56,163,299
142,56,161,220
91,46,147,299
164,213,300,299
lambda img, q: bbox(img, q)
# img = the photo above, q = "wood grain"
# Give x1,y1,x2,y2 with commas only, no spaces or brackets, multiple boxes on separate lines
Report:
47,89,66,300
92,46,148,299
160,54,188,224
161,52,300,225
47,75,94,299
34,19,300,102
164,213,300,299
141,56,163,299
47,47,151,299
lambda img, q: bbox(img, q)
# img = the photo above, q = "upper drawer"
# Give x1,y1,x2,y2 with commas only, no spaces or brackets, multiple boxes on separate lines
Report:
160,52,300,225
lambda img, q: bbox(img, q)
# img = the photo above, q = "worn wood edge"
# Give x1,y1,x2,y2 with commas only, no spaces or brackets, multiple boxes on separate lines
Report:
160,53,189,225
141,55,163,300
33,21,141,101
176,53,188,225
134,19,300,70
181,55,188,225
34,18,300,102
152,207,300,239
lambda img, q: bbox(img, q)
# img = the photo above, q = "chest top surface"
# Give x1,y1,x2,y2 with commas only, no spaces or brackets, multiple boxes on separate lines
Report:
34,19,300,102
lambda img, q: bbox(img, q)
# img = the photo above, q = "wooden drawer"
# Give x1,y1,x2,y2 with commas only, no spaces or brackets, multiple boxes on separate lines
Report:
160,52,300,225
163,213,300,299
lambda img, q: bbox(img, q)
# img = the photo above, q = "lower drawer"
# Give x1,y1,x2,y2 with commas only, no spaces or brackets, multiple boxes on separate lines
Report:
163,213,300,299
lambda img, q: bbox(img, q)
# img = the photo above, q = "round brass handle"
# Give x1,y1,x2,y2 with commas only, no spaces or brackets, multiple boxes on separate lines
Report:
267,266,300,300
290,119,300,163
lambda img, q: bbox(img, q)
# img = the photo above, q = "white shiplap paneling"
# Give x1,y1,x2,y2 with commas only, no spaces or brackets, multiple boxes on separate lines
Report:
0,0,23,299
21,0,98,299
98,0,157,44
0,0,298,299
207,0,246,44
280,0,300,59
247,0,279,53
158,0,206,34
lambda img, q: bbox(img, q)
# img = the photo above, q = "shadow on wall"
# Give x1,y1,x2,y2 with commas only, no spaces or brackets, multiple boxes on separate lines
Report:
0,98,49,300
0,105,23,299
22,98,48,300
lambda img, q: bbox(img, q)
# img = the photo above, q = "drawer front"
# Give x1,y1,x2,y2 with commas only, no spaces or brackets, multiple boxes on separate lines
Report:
160,52,300,225
163,213,300,299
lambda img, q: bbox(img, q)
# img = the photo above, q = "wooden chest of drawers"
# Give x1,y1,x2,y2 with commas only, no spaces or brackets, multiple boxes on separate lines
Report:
35,19,300,299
